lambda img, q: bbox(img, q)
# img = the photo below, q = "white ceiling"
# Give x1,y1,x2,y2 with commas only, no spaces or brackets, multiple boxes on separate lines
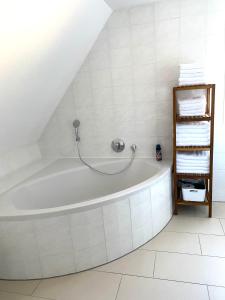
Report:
104,0,158,9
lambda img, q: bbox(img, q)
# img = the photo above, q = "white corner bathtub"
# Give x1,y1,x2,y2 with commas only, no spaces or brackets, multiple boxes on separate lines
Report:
0,159,172,279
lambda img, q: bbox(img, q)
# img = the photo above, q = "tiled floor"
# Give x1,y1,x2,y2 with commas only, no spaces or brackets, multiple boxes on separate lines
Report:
1,202,225,300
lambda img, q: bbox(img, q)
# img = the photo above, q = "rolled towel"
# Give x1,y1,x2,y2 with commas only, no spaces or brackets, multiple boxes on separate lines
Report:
179,72,205,78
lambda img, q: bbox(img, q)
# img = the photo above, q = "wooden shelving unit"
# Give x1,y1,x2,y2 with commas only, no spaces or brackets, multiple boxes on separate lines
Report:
173,84,215,218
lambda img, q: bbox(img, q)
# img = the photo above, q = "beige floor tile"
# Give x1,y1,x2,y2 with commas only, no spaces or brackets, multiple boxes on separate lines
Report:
141,231,201,254
0,292,45,300
33,271,121,300
178,206,209,218
165,216,224,235
220,219,225,233
208,286,225,300
155,252,225,286
177,203,225,219
199,234,225,257
212,203,225,219
96,250,155,277
116,275,209,300
0,280,40,296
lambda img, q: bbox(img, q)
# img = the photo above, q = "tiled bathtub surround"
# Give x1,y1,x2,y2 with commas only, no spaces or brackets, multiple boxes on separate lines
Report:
0,169,172,279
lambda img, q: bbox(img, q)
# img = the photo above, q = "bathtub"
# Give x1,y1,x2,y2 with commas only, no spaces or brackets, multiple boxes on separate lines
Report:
0,158,172,279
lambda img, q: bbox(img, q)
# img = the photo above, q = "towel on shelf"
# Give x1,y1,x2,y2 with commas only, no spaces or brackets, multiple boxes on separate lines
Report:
177,151,209,160
176,141,210,146
176,151,210,173
180,63,204,69
176,122,209,130
176,122,210,146
178,63,207,86
176,168,209,174
177,96,206,116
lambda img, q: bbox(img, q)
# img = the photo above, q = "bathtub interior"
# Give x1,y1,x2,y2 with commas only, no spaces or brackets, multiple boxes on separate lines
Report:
2,159,162,210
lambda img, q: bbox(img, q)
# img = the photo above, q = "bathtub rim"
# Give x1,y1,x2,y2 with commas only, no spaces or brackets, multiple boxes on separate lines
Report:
0,158,172,221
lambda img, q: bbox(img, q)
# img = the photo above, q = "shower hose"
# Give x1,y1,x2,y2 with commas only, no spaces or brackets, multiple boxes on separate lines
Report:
76,141,137,175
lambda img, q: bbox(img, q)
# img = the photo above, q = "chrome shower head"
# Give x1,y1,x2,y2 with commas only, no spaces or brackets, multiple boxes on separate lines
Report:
73,119,80,141
73,119,80,128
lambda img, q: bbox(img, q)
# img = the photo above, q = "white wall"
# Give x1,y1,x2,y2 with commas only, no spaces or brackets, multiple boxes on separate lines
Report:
40,0,225,200
0,0,111,153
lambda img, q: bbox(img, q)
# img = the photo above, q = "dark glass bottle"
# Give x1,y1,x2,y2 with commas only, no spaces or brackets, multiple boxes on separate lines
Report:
156,144,162,161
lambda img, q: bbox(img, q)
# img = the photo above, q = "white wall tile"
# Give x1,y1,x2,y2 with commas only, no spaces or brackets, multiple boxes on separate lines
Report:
107,10,130,29
151,172,172,235
112,66,132,86
131,24,154,47
130,5,154,25
103,198,133,260
108,27,130,49
130,189,153,248
110,47,132,68
181,0,207,17
155,0,180,21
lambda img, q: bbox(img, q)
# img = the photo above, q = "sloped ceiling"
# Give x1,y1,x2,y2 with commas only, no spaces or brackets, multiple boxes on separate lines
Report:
105,0,158,9
0,0,111,152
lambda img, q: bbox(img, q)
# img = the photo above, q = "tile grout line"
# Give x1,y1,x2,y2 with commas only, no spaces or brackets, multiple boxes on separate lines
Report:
31,279,42,296
0,288,54,300
207,285,211,300
153,251,157,278
137,248,225,260
92,269,225,289
115,275,123,300
197,234,203,255
165,229,225,237
219,218,225,235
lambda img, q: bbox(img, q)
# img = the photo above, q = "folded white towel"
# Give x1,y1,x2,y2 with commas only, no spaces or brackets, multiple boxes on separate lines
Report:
176,141,210,146
176,136,210,141
177,122,209,129
176,126,210,135
179,72,205,78
177,159,209,166
179,69,205,75
177,152,209,160
179,77,206,82
178,96,206,105
179,107,206,112
180,63,204,70
179,81,206,86
179,110,205,117
176,168,209,174
176,138,210,142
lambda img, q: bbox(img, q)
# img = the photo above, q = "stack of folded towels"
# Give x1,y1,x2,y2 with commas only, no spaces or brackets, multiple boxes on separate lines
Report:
177,95,206,116
176,122,210,146
176,152,210,174
178,63,207,86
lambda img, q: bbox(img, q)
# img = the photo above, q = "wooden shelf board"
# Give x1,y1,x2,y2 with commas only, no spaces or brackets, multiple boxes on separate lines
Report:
176,115,211,122
175,173,210,179
177,199,209,206
176,146,211,151
174,84,215,91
